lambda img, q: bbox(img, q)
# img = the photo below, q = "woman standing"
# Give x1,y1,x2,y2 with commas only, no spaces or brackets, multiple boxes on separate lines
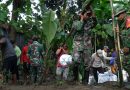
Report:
56,43,69,81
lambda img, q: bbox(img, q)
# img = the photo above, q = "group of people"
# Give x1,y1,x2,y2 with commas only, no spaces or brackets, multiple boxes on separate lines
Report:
0,34,129,86
55,2,130,85
0,35,44,85
55,43,116,85
0,0,130,87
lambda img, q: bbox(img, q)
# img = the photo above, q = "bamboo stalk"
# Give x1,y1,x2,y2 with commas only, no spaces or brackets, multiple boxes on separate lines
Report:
109,0,123,87
116,23,123,87
109,0,116,49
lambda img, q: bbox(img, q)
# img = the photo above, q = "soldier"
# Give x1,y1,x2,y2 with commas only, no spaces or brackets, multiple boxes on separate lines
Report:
28,36,44,84
115,7,130,47
72,0,97,84
115,6,130,82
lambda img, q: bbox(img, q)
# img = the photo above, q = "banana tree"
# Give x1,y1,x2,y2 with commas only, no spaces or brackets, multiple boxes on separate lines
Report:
41,10,58,50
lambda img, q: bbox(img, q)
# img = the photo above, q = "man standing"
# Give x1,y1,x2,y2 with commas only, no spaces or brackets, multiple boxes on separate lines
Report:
0,35,17,84
28,36,44,84
115,7,130,48
72,2,97,84
115,6,130,82
11,40,21,82
21,40,32,84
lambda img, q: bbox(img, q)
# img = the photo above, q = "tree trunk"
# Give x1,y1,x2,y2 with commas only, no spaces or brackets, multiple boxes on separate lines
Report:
10,0,21,40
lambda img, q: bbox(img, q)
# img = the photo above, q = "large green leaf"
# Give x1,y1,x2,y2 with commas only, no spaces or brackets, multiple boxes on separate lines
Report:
103,24,113,37
42,9,58,48
0,10,7,22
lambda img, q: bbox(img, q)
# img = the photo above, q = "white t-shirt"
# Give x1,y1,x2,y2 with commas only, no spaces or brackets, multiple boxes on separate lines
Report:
91,53,103,68
59,54,72,67
102,50,112,67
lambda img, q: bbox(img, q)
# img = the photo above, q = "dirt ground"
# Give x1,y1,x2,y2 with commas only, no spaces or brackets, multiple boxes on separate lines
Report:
0,82,128,90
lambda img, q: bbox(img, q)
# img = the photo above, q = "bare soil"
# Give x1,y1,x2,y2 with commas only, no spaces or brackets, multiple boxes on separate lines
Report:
0,82,127,90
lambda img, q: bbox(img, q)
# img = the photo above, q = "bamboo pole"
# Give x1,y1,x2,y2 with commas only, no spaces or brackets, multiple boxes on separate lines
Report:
109,0,116,49
109,0,123,87
116,23,123,87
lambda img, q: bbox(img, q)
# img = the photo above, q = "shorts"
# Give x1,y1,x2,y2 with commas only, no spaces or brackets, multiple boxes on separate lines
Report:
3,56,17,74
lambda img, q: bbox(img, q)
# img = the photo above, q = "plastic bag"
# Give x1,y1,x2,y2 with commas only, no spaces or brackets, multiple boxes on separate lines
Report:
88,75,96,85
59,54,72,66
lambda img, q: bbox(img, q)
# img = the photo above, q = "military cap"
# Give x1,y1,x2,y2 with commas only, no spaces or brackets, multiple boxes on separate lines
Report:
115,9,126,17
115,5,127,17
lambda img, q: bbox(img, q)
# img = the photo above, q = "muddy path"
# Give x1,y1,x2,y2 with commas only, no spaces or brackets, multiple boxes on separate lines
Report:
0,82,127,90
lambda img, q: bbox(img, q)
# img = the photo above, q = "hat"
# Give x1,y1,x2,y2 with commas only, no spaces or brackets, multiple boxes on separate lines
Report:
104,46,109,49
115,9,126,17
97,49,103,57
114,4,127,17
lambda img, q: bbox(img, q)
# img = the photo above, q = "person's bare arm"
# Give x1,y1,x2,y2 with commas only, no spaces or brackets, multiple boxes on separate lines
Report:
0,37,6,44
102,51,112,60
80,14,84,21
56,48,63,55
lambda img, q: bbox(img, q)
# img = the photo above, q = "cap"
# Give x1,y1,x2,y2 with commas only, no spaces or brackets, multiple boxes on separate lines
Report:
114,4,127,17
104,46,109,49
97,49,103,57
115,9,126,17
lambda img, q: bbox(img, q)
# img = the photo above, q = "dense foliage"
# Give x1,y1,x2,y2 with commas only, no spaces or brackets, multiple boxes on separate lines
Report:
0,0,130,74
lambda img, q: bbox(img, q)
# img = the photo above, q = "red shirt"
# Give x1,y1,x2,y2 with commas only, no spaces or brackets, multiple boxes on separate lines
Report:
126,16,130,29
21,45,31,64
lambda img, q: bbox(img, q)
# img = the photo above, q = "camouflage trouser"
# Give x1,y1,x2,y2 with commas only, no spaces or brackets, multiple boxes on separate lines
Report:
123,60,130,80
30,65,43,84
72,49,91,82
124,65,130,81
73,32,92,82
121,28,130,47
123,54,130,81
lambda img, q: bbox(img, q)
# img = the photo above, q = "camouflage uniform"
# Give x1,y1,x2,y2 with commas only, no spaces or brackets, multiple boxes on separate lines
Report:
115,8,130,80
120,23,130,80
28,41,44,84
121,27,130,47
117,15,130,48
72,17,96,83
122,54,130,81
